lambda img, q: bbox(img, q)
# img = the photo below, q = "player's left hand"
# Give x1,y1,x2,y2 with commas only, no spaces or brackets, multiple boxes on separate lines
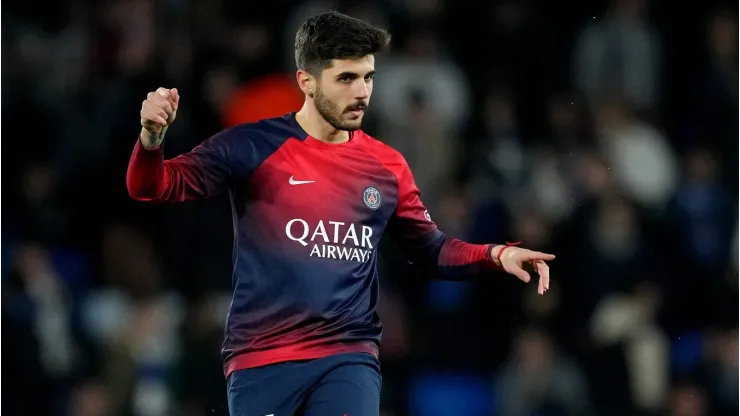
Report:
492,245,554,295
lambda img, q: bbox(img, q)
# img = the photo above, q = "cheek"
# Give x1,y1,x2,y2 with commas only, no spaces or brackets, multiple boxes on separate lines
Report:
320,86,341,102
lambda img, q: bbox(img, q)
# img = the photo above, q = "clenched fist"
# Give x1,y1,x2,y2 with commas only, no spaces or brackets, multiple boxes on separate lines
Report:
140,87,180,149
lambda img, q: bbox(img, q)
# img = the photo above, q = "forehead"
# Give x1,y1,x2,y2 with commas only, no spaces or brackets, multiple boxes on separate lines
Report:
324,55,375,75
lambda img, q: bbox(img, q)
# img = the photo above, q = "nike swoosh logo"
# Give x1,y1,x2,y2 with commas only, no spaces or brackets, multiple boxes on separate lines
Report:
289,176,315,185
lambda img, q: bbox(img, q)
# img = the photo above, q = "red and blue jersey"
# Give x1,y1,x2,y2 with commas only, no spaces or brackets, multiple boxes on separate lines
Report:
126,113,498,377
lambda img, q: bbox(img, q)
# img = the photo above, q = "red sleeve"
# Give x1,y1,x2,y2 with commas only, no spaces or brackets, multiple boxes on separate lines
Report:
126,127,252,202
387,155,500,280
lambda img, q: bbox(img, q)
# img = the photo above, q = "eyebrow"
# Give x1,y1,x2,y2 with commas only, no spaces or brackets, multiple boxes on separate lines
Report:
336,70,376,79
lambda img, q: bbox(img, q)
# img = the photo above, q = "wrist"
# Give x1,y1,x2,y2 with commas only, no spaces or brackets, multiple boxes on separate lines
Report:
491,245,505,268
140,127,167,150
490,242,522,268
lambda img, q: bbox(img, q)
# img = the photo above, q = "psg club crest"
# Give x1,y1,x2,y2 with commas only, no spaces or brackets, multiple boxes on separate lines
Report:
363,186,381,210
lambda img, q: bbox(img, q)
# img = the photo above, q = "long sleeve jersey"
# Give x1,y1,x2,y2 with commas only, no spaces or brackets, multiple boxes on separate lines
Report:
127,113,498,377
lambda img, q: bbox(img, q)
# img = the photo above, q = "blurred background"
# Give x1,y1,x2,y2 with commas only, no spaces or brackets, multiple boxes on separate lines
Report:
2,0,738,415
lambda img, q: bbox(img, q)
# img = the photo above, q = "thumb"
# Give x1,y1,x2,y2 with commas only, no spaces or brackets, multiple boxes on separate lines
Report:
170,88,180,111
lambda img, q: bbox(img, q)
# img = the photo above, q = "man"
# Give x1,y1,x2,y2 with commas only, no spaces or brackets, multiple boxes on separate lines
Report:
127,11,555,416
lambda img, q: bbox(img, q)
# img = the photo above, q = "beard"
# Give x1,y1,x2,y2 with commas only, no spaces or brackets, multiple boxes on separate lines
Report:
314,86,367,131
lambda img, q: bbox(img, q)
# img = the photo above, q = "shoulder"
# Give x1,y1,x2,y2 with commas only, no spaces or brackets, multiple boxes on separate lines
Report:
200,115,298,169
218,115,297,147
354,130,409,178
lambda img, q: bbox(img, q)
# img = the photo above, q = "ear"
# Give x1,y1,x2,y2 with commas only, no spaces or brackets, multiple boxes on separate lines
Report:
296,69,315,98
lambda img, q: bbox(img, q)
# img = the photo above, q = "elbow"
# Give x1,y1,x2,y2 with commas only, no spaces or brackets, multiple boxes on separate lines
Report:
126,169,160,201
126,180,154,201
126,186,148,201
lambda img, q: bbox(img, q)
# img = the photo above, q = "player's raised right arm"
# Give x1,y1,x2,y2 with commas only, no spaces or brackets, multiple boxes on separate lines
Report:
127,87,248,202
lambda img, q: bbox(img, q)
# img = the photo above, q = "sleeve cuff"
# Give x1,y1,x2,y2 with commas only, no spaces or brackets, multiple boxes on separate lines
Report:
136,136,164,152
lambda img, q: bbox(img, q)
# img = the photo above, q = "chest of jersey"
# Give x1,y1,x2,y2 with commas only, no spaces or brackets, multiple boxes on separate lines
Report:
240,138,398,253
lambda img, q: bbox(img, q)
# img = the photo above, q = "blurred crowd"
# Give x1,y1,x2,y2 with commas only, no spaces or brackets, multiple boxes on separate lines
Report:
2,0,738,415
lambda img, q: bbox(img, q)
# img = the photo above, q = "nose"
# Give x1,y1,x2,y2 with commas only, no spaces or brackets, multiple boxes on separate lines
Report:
354,79,369,100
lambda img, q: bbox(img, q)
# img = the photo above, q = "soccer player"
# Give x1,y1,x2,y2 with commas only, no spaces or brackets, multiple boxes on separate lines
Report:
127,11,555,416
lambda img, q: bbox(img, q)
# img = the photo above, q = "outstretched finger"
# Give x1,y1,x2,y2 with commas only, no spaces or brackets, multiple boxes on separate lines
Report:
523,251,555,261
535,260,549,295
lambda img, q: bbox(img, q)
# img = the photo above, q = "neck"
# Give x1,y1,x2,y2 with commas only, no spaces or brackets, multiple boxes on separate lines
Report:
295,101,350,144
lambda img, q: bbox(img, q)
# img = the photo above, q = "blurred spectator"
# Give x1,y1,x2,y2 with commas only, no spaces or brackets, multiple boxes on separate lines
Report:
176,293,231,416
3,242,80,414
380,89,457,207
579,197,656,313
671,149,734,270
701,10,738,138
700,10,738,194
496,325,592,416
594,98,679,211
470,86,526,206
82,224,184,416
573,0,662,111
526,92,591,222
222,72,304,127
374,28,471,138
12,164,69,244
589,280,670,414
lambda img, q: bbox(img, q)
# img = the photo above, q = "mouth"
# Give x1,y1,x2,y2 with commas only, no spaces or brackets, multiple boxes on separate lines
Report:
347,106,366,117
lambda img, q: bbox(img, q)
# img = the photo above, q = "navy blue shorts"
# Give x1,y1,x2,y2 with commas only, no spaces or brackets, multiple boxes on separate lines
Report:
227,353,381,416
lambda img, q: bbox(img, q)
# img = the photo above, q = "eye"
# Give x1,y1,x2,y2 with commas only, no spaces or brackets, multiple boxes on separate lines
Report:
365,73,375,81
338,76,353,83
